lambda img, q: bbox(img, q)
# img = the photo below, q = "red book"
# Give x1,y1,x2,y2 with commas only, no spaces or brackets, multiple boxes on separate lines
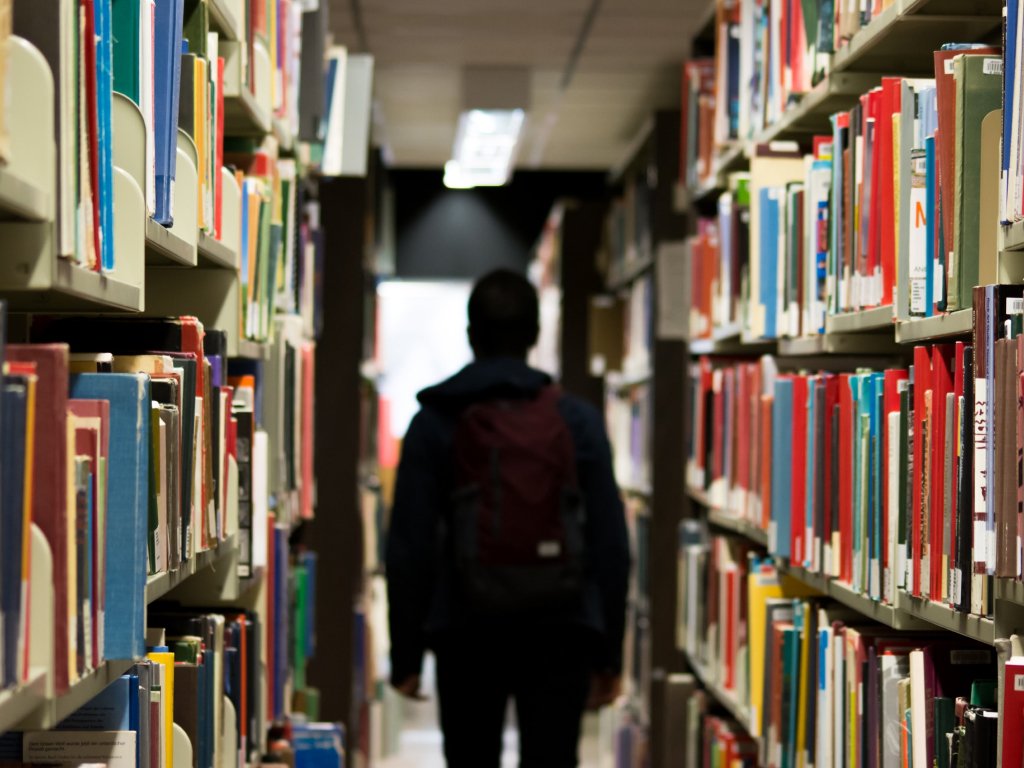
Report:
300,343,315,520
724,566,738,689
713,369,725,484
791,375,808,565
912,346,933,597
81,0,102,270
69,399,109,671
839,373,854,583
950,341,966,604
823,375,840,572
879,78,902,306
761,394,773,532
7,344,71,691
1005,659,1024,767
930,345,955,599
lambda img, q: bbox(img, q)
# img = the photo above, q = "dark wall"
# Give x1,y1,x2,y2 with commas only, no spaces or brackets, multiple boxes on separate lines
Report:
392,169,607,279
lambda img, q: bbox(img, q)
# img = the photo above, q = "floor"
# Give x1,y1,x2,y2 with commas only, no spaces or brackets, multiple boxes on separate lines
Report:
377,700,603,768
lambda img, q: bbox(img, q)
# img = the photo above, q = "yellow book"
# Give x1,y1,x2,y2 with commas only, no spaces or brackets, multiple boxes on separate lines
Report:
148,650,175,768
18,371,36,680
65,411,78,684
194,57,208,230
747,565,818,737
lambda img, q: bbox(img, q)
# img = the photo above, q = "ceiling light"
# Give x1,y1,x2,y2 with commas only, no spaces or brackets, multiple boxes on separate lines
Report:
444,108,526,189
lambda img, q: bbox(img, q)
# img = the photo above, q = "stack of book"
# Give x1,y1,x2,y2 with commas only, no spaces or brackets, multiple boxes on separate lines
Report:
683,45,1004,341
677,540,1000,768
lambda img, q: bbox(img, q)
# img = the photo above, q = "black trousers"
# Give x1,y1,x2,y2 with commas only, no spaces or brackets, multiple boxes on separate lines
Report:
434,625,593,768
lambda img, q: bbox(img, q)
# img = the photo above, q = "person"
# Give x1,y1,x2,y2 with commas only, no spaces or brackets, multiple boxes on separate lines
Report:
386,268,631,768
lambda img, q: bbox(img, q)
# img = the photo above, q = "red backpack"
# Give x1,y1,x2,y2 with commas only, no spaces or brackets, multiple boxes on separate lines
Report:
450,385,585,615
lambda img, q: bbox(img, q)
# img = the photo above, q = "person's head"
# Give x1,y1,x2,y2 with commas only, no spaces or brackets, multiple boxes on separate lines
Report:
467,269,540,360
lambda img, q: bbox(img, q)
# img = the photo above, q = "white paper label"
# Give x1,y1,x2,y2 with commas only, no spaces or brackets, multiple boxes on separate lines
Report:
984,58,1003,75
1014,674,1024,692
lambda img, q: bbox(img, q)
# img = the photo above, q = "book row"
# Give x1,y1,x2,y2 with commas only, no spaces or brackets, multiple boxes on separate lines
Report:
686,0,943,171
0,311,315,699
685,43,1004,340
687,284,1024,617
0,541,322,768
678,537,1003,768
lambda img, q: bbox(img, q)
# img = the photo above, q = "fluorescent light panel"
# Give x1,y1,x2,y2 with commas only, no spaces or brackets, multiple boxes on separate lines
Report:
444,108,525,189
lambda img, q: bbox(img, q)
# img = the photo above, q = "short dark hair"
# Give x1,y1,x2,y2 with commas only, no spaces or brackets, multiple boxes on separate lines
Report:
467,269,540,358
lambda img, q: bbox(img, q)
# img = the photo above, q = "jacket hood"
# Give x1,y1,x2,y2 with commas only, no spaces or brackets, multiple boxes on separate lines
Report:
417,357,552,410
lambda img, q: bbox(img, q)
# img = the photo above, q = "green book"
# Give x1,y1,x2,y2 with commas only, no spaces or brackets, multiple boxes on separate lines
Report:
112,0,142,102
950,54,1002,310
183,0,210,58
934,697,955,768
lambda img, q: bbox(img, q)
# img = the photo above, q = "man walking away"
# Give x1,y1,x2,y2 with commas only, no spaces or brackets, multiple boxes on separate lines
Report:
386,269,631,768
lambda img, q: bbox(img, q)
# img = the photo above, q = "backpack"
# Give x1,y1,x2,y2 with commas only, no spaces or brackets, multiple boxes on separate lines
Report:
449,385,585,615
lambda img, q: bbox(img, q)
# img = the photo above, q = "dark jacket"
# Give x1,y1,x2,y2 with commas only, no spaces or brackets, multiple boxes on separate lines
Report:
385,357,630,686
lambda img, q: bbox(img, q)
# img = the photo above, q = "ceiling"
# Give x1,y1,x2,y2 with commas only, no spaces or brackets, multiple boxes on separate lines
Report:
326,0,707,170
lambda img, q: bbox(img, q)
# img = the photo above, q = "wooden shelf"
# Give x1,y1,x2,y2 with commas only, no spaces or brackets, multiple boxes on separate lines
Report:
2,261,143,313
777,563,934,631
777,332,899,356
1003,220,1024,252
831,0,1001,76
897,591,996,645
145,218,197,267
755,72,884,143
824,305,894,334
145,533,239,604
689,324,776,355
53,661,136,725
236,339,268,360
996,577,1024,607
685,652,753,731
197,231,238,269
225,87,271,137
706,509,769,547
0,166,51,222
895,310,973,343
0,668,49,734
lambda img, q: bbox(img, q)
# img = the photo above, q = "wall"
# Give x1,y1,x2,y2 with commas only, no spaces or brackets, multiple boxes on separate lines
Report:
391,169,607,279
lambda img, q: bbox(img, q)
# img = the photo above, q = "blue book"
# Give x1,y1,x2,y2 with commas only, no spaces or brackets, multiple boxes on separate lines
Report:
302,551,317,657
293,722,346,768
0,375,27,689
850,375,864,590
56,674,132,730
804,377,816,569
127,673,140,766
1002,12,1019,224
70,374,150,661
925,135,936,317
772,378,794,558
761,188,781,339
96,0,115,271
154,0,185,225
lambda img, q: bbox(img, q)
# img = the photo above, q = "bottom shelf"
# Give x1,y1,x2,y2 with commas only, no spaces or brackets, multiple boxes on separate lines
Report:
684,652,752,733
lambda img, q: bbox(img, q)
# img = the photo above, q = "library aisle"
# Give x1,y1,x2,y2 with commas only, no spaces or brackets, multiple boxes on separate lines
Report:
6,0,1024,768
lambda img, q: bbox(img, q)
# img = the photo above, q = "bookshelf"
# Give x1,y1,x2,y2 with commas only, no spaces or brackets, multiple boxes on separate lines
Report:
596,111,689,765
677,0,1016,763
0,2,355,766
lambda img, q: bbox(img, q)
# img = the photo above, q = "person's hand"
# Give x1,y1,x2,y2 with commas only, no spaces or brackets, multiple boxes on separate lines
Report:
586,672,622,711
393,675,427,701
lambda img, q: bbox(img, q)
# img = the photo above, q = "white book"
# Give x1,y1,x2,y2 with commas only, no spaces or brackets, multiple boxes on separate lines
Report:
142,0,156,216
909,649,928,768
23,731,137,768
